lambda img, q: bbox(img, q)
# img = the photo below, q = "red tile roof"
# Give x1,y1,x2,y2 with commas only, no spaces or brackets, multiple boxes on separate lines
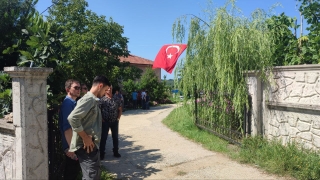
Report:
119,54,154,65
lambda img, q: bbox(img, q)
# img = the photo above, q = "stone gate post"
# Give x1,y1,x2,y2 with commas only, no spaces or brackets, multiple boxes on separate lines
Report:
4,67,53,180
246,72,263,135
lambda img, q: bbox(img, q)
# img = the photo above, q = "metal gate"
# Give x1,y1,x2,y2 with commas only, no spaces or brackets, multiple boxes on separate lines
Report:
48,108,65,180
194,91,251,145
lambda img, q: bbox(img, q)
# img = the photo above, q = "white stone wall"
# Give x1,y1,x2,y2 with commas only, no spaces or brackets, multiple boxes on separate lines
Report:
246,65,320,150
0,124,15,179
2,67,53,179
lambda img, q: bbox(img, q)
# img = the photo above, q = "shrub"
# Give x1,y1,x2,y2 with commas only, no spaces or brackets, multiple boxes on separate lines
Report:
239,136,320,180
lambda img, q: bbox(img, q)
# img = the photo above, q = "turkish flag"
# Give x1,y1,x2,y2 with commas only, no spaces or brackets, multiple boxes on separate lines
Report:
152,44,187,74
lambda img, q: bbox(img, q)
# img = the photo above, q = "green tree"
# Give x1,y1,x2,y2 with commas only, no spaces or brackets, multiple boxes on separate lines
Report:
173,0,274,131
3,12,70,105
298,0,320,63
0,72,12,117
122,79,138,99
47,0,135,86
0,0,38,70
139,68,166,101
285,0,320,64
266,13,298,66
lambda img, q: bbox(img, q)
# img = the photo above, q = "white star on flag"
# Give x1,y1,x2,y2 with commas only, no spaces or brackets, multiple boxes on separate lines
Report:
167,53,173,59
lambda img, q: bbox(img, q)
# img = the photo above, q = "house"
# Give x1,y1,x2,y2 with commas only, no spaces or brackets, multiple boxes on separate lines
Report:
119,54,161,80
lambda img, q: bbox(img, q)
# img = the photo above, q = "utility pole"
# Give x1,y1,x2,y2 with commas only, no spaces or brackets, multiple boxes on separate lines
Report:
300,12,303,37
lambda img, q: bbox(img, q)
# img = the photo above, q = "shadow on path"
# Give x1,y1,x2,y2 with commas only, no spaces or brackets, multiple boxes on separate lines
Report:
101,135,162,179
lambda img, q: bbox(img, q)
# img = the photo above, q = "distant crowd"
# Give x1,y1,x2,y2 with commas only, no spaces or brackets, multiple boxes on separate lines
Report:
131,89,150,110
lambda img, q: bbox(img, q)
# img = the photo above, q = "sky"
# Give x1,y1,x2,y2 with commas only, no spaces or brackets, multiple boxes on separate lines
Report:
36,0,305,80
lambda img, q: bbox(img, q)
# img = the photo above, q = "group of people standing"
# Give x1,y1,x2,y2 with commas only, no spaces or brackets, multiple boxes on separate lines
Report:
131,90,150,109
58,76,122,180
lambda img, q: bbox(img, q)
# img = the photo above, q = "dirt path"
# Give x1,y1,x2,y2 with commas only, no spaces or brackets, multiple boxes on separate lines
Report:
101,104,290,179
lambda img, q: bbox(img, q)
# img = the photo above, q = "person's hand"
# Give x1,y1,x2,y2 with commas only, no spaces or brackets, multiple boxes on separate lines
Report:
66,151,75,159
83,135,95,153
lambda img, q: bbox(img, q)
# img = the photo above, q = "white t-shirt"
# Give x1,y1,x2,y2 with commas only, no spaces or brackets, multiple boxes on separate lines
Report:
141,91,146,99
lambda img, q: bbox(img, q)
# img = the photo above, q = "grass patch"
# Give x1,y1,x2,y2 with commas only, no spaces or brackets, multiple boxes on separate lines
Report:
162,106,233,154
162,106,320,180
240,136,320,180
101,166,116,180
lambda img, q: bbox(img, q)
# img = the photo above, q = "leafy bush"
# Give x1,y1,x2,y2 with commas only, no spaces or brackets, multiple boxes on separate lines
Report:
0,72,12,118
138,68,167,101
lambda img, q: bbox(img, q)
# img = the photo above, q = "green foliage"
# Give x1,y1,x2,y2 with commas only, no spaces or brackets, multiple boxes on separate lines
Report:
100,166,116,180
172,0,274,132
139,68,167,101
162,106,232,154
0,0,38,69
2,11,71,106
0,72,12,117
240,136,320,180
165,105,320,179
122,79,138,98
47,0,136,87
1,0,142,108
163,78,175,90
4,12,66,68
298,0,320,64
298,0,320,33
266,13,298,65
284,0,320,65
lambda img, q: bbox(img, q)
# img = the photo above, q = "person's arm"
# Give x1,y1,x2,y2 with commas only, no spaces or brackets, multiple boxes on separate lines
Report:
117,107,122,120
61,102,73,143
117,99,122,120
64,128,76,158
100,100,107,122
68,98,95,153
60,101,76,157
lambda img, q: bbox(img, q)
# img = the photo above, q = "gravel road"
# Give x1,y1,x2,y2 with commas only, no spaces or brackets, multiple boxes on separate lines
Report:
101,104,292,180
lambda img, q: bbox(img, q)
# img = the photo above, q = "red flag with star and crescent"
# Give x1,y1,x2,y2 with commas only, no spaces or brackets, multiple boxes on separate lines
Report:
152,44,187,74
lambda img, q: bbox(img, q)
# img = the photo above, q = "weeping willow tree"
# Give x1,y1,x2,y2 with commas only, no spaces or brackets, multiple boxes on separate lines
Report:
172,1,275,133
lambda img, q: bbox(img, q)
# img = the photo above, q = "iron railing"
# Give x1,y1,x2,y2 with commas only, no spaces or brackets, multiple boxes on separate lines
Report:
194,90,251,145
48,108,65,180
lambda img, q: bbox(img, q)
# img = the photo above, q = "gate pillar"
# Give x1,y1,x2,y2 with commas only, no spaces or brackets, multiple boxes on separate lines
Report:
4,67,53,180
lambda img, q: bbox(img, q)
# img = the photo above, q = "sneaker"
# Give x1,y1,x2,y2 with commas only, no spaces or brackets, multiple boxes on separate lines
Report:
113,152,121,158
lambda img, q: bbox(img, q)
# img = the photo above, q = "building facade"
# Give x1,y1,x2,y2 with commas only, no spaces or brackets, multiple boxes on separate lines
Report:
119,54,161,81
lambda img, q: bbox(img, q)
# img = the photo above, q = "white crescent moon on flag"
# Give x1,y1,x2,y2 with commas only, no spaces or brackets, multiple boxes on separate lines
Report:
165,45,180,59
166,45,180,54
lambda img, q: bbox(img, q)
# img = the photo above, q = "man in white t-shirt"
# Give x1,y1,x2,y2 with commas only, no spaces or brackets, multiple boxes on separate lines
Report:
141,90,146,109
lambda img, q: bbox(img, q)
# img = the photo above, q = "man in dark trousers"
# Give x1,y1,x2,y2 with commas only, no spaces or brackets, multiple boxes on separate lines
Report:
99,85,122,160
68,76,111,180
59,79,81,179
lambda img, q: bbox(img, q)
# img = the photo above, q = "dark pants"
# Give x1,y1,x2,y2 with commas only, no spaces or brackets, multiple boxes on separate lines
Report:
133,100,137,108
142,100,146,109
63,155,81,180
100,121,119,156
137,99,141,108
76,147,101,180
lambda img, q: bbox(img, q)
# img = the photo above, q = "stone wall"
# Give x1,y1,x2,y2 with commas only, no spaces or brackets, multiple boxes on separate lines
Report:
0,121,15,179
246,65,320,150
0,67,53,179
